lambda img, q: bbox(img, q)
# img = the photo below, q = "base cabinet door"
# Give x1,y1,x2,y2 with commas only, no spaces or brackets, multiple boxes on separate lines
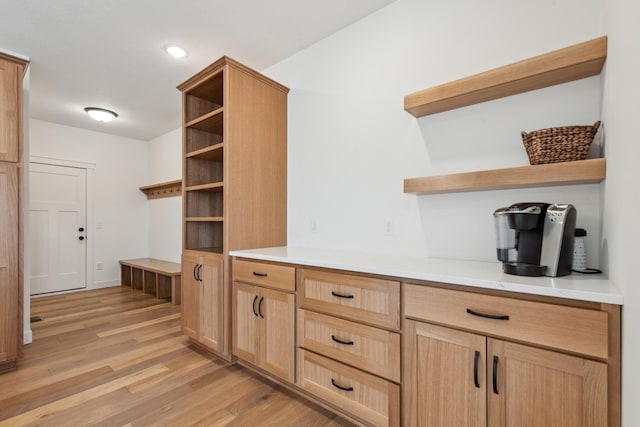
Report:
259,287,295,381
181,256,200,340
182,253,224,353
233,282,259,364
404,319,609,427
233,283,295,382
404,320,486,427
0,163,18,368
487,339,607,427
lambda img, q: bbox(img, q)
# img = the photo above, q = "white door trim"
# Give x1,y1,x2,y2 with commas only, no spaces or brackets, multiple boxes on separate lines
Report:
29,156,95,293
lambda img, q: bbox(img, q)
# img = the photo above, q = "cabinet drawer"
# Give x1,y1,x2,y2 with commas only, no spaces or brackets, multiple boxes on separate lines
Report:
298,269,400,330
298,349,400,427
405,284,609,359
233,259,295,292
298,309,400,382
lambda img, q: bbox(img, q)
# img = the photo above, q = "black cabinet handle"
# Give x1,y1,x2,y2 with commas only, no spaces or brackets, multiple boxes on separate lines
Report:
253,272,268,277
331,291,354,299
331,378,353,392
78,236,85,241
466,308,509,321
196,264,202,282
331,335,354,346
193,264,198,281
474,350,480,388
258,297,264,318
252,295,258,317
492,356,499,394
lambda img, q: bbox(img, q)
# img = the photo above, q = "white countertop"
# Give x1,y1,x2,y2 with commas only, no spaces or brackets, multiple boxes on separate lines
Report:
229,246,623,305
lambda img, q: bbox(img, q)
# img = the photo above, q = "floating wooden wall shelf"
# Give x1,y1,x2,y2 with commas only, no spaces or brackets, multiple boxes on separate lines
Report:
404,36,607,117
140,179,182,199
404,158,606,194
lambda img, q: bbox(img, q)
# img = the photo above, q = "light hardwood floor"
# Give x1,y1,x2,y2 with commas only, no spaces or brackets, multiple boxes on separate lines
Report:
0,287,354,426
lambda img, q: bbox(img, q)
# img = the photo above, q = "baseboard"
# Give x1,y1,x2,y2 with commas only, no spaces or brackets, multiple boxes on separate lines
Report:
92,280,120,289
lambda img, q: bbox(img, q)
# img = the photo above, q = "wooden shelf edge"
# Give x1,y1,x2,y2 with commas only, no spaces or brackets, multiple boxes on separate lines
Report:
185,106,224,128
185,182,224,192
405,36,607,117
185,217,224,222
186,142,224,160
140,179,182,199
404,158,606,194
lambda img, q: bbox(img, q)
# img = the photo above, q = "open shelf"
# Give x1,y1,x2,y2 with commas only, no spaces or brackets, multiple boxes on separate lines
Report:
404,158,606,194
187,143,224,161
186,107,224,133
404,36,607,117
139,179,182,199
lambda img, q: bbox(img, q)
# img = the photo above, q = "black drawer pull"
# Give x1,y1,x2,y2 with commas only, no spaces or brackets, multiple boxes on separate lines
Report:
253,272,268,277
331,335,354,346
252,295,258,317
466,308,509,321
331,378,354,392
258,297,264,318
331,291,354,299
473,350,480,388
493,356,499,394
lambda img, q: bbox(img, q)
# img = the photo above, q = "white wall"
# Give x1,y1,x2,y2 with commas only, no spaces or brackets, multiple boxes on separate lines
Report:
265,0,606,265
29,119,149,287
147,127,182,263
602,0,640,424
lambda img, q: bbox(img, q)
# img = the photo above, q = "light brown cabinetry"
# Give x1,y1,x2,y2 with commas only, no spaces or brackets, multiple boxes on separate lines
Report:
404,283,617,427
0,52,27,375
297,268,401,427
181,253,224,353
0,54,27,162
232,260,295,382
178,56,288,358
0,163,19,372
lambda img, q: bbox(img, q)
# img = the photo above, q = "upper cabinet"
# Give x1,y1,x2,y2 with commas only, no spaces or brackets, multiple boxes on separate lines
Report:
0,53,29,163
403,37,607,194
404,36,606,118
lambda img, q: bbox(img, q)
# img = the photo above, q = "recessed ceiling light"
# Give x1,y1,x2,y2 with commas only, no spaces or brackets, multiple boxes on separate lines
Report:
84,107,118,123
164,44,188,58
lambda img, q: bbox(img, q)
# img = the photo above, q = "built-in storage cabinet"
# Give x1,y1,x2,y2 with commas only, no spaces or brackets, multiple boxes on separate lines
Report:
179,56,288,359
0,54,27,162
0,163,19,372
297,268,401,427
0,52,27,375
403,282,618,427
232,259,296,382
403,36,608,194
230,253,620,427
181,253,224,352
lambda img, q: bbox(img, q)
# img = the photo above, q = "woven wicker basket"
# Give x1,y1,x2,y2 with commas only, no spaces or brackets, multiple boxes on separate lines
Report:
521,121,601,165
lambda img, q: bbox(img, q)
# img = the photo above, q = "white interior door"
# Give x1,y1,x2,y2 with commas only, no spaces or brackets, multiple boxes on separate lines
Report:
29,163,87,295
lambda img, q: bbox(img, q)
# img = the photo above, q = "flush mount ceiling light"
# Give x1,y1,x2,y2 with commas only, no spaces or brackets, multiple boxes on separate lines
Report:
84,107,118,123
164,44,188,58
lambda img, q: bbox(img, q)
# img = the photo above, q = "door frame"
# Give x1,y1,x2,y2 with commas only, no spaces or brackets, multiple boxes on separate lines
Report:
28,156,95,297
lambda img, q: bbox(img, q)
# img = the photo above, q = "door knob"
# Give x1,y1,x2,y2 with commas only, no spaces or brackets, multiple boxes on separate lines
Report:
79,227,85,232
78,236,85,241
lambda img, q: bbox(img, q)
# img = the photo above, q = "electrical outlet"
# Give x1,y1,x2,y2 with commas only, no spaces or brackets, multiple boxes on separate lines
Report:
97,262,103,270
384,220,394,236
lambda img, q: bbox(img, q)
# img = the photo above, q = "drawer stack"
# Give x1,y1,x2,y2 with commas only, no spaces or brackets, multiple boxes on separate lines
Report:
297,269,401,427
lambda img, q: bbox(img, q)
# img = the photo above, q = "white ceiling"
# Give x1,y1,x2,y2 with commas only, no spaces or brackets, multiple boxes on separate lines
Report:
0,0,396,141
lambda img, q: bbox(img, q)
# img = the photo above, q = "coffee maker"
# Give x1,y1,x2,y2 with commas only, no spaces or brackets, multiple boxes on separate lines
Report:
493,202,577,277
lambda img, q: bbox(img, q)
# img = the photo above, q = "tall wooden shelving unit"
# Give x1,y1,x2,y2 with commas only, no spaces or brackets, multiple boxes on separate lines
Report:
177,56,288,359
